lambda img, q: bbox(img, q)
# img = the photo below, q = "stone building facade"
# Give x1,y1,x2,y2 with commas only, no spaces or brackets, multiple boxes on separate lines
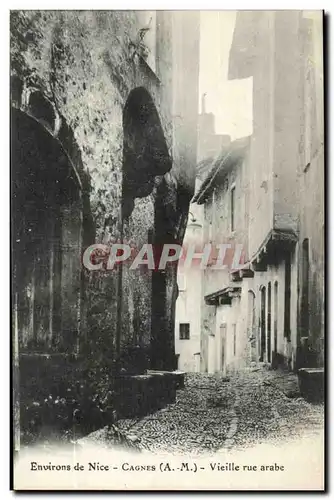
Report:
192,11,324,374
174,98,228,373
193,137,251,374
174,188,203,372
11,10,200,438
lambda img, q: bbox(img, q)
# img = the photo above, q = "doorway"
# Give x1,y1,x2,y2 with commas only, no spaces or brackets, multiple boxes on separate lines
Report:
274,281,278,354
301,239,310,338
260,286,266,361
248,291,257,362
220,323,227,376
267,283,272,363
208,334,215,374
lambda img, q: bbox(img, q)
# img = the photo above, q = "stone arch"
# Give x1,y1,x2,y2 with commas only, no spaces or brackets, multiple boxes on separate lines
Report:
11,81,95,242
11,106,83,353
11,85,96,444
119,86,174,372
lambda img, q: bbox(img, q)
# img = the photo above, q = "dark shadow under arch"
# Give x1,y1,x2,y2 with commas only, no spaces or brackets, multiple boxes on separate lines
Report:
11,107,83,353
122,87,172,220
119,88,174,371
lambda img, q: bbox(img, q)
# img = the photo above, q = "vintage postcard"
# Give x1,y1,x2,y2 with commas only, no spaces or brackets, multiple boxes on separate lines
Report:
11,10,325,491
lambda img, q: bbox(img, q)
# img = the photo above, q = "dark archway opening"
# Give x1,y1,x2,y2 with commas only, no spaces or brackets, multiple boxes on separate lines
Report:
122,87,172,220
121,87,173,373
12,108,83,444
12,108,83,354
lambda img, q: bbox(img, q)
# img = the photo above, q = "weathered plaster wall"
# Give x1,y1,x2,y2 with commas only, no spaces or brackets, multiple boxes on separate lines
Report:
175,266,202,372
228,10,324,369
297,150,324,366
202,156,249,299
175,191,204,372
272,11,301,234
175,221,203,372
246,12,274,259
296,12,324,367
11,10,176,234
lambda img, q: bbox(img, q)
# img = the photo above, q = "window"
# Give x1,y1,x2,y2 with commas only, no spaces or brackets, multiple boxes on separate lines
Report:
230,185,236,232
233,324,237,356
179,323,190,340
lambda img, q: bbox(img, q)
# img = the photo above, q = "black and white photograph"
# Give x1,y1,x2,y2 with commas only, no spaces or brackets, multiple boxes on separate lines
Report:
10,9,325,491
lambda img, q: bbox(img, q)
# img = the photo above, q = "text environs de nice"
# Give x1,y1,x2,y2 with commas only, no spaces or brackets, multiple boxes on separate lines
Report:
82,243,245,271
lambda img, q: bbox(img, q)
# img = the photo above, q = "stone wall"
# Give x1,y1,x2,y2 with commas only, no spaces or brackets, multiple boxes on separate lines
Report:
11,10,200,438
296,12,324,367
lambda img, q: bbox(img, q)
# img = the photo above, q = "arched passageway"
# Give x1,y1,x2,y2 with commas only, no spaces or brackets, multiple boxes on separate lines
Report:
122,87,172,220
12,108,83,354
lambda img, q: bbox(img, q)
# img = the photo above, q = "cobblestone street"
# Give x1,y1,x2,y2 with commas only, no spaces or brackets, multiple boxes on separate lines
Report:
85,370,324,455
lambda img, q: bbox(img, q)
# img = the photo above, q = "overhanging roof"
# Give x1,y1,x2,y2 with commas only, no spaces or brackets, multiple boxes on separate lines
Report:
192,136,250,205
230,228,298,280
205,286,242,306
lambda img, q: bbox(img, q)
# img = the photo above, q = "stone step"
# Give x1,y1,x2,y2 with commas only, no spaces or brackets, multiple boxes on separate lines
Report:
146,369,185,389
116,372,178,419
298,368,324,403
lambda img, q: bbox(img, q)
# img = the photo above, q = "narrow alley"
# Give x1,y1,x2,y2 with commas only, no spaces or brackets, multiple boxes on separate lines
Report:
11,10,325,491
83,369,324,455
